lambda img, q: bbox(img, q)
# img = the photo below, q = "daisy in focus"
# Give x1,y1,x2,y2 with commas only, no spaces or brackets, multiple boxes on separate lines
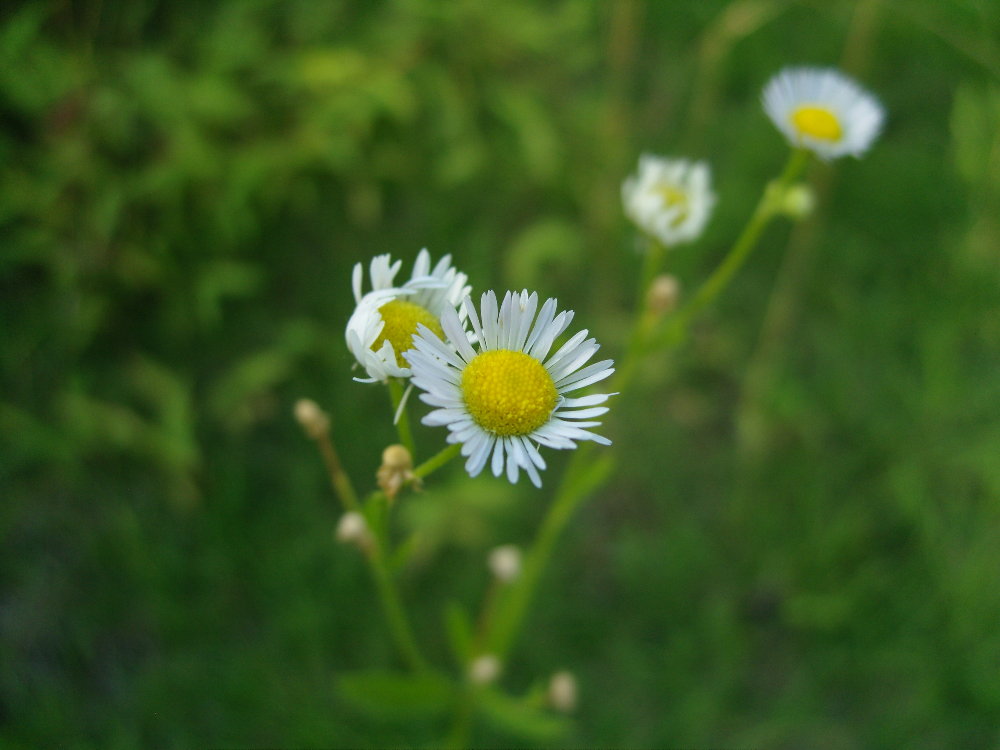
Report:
762,67,885,160
346,249,470,383
621,155,715,247
405,290,615,487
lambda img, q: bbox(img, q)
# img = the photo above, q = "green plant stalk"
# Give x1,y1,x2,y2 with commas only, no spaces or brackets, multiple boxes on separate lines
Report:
314,429,361,512
312,413,426,672
414,443,462,479
446,686,476,750
364,534,430,673
636,236,667,304
388,378,417,457
656,147,811,350
486,445,594,658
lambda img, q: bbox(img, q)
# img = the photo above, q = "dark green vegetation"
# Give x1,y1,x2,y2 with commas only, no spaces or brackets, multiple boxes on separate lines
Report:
3,0,1000,747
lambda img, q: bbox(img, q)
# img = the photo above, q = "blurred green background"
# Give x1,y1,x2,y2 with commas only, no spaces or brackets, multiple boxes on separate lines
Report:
3,0,1000,746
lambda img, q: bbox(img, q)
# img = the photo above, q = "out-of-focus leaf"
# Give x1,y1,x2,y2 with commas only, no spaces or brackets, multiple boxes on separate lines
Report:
0,402,72,469
503,218,585,291
194,259,264,327
398,476,519,557
477,687,571,742
950,84,1000,185
443,600,474,665
336,669,454,720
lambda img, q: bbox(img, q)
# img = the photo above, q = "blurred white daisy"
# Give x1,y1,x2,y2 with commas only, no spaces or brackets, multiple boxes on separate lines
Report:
762,67,884,160
405,290,615,488
346,249,470,383
622,155,715,247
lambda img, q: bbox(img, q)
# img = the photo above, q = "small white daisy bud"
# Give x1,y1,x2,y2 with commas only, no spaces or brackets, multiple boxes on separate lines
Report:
294,398,329,440
376,444,418,501
335,511,370,549
487,544,522,583
547,670,578,713
469,654,502,685
779,183,816,219
646,274,680,315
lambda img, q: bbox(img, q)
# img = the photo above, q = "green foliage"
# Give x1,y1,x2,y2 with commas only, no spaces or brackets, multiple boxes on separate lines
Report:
336,669,454,721
477,686,572,743
3,0,1000,748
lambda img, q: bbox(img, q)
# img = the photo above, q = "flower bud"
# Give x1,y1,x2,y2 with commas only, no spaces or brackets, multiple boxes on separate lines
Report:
646,274,680,315
780,183,816,219
376,444,418,500
469,654,502,685
294,398,329,440
547,670,578,713
335,511,371,550
488,544,522,583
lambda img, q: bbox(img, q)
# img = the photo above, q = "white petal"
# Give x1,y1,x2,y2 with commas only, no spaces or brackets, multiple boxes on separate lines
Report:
464,296,485,348
554,406,610,420
491,436,505,477
544,329,589,371
423,408,469,426
481,291,499,350
466,433,494,477
525,297,557,352
555,360,614,390
559,393,616,408
512,291,538,351
520,437,546,470
505,438,520,484
352,263,363,302
547,339,599,382
441,307,476,362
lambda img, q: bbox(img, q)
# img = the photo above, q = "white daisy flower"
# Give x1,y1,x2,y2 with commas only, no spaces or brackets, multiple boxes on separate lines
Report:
621,155,715,247
345,249,470,383
762,67,885,160
405,290,615,488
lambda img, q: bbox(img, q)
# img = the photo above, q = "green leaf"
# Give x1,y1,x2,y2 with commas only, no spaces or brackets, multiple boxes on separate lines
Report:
443,601,474,666
477,687,571,742
336,669,455,720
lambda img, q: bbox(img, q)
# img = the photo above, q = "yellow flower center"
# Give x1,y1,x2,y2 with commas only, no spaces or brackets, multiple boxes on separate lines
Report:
790,105,843,142
655,183,689,227
461,350,558,437
371,299,444,367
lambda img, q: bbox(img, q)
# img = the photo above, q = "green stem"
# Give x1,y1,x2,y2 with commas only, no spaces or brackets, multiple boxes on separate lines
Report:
612,239,670,393
365,535,429,672
388,378,416,457
486,446,595,658
656,148,810,350
446,687,475,750
313,425,425,671
315,429,360,512
636,237,667,304
414,443,462,479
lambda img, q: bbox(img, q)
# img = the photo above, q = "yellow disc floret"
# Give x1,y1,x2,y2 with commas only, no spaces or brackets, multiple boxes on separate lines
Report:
654,182,689,228
791,105,843,142
372,299,444,367
461,350,558,437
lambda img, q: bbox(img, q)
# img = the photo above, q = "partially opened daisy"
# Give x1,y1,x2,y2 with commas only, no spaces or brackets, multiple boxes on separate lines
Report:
762,67,885,160
346,249,470,383
622,155,715,247
405,290,615,488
